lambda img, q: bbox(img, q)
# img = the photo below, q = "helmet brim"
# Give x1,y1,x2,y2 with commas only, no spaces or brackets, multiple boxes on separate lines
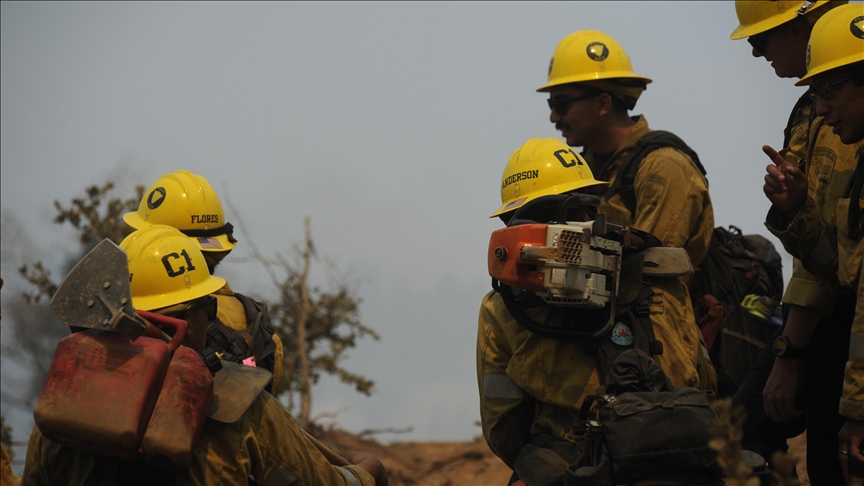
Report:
489,179,609,218
132,275,227,311
537,73,652,93
796,53,863,86
122,211,147,230
189,233,237,252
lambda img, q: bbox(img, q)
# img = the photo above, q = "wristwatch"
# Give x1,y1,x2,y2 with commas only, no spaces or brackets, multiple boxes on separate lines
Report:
772,335,805,360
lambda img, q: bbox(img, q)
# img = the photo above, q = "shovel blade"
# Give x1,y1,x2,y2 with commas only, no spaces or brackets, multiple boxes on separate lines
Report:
50,239,147,339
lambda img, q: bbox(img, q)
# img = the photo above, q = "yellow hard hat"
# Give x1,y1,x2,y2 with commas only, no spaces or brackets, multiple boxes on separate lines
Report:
120,225,227,311
730,1,838,40
490,138,609,218
536,30,652,93
796,3,864,85
123,170,236,253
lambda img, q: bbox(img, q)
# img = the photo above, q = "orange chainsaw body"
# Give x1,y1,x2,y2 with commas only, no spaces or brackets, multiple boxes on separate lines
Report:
488,224,549,292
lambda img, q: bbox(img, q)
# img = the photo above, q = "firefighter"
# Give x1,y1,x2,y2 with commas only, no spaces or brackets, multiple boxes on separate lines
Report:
537,30,713,267
477,137,716,485
759,4,864,481
729,1,857,481
123,170,284,395
21,225,388,485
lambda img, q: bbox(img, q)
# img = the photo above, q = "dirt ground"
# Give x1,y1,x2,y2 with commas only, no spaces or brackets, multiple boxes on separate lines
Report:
315,428,512,486
315,428,810,486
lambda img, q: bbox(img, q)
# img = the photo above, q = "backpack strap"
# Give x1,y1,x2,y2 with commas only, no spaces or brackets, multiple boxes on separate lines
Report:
604,130,707,216
589,282,664,384
206,320,250,363
205,293,278,393
233,293,278,378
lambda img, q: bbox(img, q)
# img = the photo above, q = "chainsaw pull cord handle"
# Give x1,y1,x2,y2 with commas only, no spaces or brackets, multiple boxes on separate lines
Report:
135,310,187,352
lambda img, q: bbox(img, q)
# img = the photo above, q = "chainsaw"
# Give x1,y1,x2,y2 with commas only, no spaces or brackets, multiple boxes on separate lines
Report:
487,194,628,339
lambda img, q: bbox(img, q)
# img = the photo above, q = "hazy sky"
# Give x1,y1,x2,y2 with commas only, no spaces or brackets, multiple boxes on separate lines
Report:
0,1,838,466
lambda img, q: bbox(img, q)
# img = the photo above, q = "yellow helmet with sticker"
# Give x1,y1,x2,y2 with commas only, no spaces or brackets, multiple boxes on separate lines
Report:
120,225,226,311
730,0,841,40
490,138,608,218
536,30,652,92
796,3,864,85
123,170,236,253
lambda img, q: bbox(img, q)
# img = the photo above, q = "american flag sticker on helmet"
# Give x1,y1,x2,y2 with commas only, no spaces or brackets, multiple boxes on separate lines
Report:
198,237,223,249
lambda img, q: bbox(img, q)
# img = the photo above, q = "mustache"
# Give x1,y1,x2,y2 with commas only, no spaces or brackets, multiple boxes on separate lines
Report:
555,122,571,132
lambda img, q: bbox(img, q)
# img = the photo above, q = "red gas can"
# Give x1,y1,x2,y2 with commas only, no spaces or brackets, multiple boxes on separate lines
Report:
35,311,215,467
34,328,173,458
139,311,214,471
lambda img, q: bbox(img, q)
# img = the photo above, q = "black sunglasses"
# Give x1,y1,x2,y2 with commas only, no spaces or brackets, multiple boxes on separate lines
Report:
747,31,772,55
547,92,601,117
747,21,789,55
808,75,858,102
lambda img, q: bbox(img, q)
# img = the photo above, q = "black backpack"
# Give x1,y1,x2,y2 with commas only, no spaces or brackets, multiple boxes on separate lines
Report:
690,226,784,398
609,131,785,398
206,293,279,393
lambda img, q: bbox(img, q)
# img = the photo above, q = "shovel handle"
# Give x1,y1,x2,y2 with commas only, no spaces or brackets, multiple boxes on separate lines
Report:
135,310,187,351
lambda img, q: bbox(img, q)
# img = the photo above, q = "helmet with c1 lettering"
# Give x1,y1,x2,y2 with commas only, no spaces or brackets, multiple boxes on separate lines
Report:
120,225,226,311
730,0,845,40
490,138,608,218
123,170,236,253
796,3,864,85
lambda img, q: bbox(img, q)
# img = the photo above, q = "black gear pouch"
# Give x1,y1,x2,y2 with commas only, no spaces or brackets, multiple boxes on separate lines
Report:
575,350,720,483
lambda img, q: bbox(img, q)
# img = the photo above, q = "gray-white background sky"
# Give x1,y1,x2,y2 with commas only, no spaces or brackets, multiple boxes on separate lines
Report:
1,1,840,468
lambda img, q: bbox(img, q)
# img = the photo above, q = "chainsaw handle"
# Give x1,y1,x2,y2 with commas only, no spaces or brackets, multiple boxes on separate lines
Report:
135,310,187,352
556,193,599,224
493,279,614,340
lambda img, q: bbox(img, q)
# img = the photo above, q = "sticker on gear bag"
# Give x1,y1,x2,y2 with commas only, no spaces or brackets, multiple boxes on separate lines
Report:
610,321,634,346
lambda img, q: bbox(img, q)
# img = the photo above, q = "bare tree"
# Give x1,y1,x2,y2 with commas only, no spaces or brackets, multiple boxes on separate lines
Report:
52,182,144,246
4,182,143,408
17,181,143,303
230,213,380,428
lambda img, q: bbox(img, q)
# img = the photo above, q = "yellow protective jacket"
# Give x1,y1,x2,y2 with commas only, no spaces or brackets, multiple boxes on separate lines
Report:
766,144,864,420
1,445,19,486
780,96,859,316
582,116,714,266
213,282,284,395
21,391,374,486
477,273,714,468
